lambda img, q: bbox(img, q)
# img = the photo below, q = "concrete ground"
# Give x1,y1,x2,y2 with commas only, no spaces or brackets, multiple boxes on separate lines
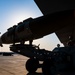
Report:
0,55,75,75
0,55,42,75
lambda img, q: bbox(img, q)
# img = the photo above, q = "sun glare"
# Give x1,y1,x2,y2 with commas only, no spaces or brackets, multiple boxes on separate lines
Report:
8,10,34,26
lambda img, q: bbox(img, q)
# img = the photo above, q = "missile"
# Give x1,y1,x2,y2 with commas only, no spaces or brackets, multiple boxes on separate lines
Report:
0,9,75,46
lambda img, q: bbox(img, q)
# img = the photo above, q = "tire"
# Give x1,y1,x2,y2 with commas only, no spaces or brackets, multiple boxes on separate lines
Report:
26,58,39,73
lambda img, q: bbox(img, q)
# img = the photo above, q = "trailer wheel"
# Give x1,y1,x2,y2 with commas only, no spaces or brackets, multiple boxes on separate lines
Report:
26,58,39,73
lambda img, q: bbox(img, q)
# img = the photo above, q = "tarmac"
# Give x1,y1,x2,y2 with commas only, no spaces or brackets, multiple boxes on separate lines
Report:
0,55,75,75
0,55,42,75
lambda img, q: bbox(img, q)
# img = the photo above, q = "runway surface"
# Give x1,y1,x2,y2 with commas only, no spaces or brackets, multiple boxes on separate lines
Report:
0,55,42,75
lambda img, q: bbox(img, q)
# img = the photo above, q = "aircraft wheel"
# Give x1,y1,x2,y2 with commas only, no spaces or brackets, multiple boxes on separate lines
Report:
26,58,39,73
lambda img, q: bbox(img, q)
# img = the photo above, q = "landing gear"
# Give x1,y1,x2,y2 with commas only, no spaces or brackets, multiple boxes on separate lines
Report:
29,40,33,46
26,58,39,73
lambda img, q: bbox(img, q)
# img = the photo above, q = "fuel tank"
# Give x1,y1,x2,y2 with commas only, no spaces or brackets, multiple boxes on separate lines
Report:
1,9,75,44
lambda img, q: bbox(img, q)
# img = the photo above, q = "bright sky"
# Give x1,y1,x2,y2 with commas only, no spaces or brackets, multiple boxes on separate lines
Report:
0,0,63,52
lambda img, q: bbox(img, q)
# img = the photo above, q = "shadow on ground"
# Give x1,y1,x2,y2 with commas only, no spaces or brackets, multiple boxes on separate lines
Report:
27,72,43,75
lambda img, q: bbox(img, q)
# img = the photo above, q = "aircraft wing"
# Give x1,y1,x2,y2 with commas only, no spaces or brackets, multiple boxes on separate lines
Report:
34,0,75,46
55,25,75,46
34,0,75,15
